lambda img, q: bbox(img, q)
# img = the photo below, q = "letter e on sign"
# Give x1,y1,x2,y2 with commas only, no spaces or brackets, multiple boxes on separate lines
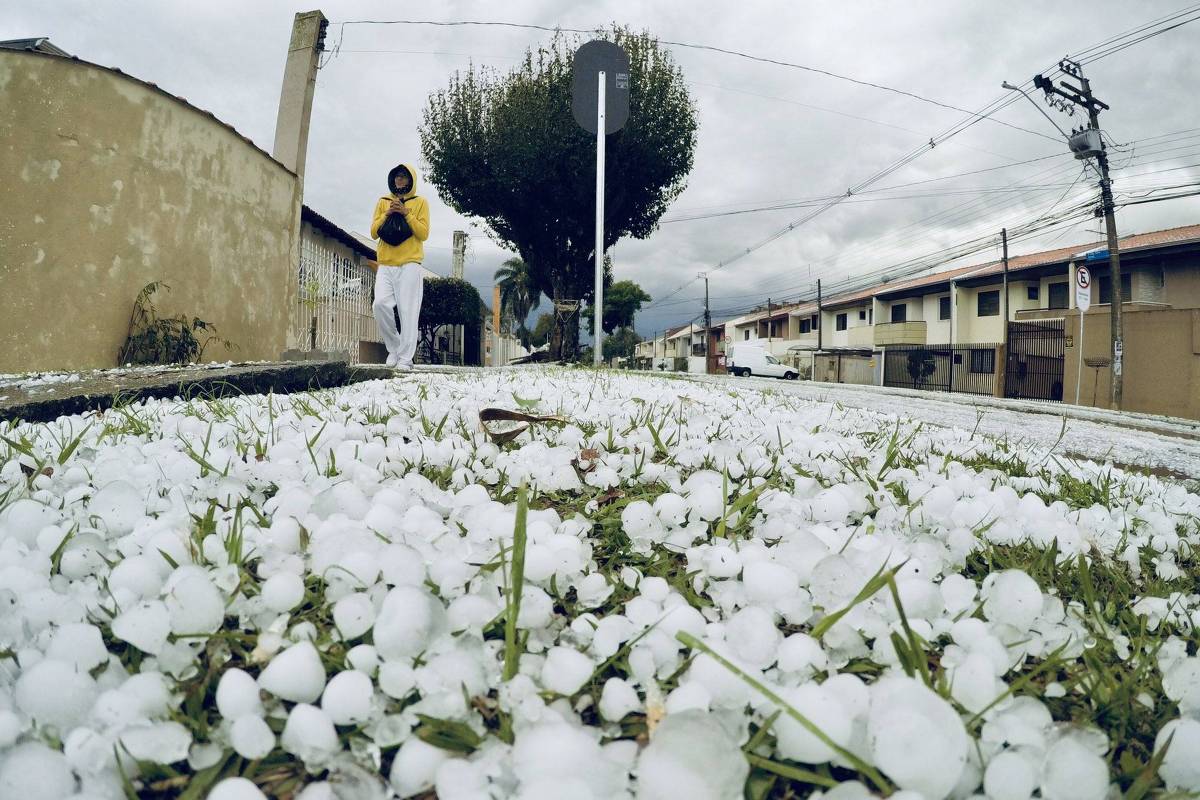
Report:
1075,264,1091,312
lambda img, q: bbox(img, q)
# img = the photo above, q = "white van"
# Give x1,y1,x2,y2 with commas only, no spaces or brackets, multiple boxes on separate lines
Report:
726,343,797,379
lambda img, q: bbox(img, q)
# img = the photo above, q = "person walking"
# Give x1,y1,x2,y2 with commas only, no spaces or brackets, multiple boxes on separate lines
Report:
370,163,430,369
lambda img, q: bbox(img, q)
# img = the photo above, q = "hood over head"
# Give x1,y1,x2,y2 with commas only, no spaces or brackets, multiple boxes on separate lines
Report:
387,163,417,198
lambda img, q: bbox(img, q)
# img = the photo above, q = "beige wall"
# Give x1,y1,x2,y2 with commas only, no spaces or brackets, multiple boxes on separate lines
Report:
1031,307,1200,420
0,51,300,372
1165,263,1200,309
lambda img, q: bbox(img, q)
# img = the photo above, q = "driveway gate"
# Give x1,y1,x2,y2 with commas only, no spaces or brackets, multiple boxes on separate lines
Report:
1005,319,1065,401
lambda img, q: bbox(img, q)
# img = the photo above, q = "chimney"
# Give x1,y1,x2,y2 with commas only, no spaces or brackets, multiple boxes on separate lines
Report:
272,10,327,180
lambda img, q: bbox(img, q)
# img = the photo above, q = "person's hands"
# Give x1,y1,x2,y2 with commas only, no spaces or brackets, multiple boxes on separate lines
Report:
389,199,408,215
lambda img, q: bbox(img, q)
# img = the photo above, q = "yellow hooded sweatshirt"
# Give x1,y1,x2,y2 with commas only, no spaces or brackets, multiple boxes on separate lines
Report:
370,163,430,266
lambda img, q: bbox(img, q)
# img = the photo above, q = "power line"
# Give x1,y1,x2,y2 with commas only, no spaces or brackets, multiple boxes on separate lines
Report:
331,18,1061,142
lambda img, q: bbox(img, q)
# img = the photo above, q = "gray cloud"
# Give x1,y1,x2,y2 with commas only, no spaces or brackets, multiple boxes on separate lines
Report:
7,0,1199,334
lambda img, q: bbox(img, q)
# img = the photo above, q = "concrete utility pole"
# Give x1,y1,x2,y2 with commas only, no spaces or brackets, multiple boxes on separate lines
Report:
451,231,467,279
272,10,327,180
700,272,711,352
816,279,823,351
1001,228,1010,346
1033,60,1123,409
766,298,773,343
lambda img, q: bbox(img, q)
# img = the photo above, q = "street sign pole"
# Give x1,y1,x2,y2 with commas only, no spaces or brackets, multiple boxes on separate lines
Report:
1074,263,1092,405
593,72,606,367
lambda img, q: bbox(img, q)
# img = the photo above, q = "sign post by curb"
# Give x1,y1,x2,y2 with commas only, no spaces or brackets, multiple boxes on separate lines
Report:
572,40,630,366
1074,263,1091,404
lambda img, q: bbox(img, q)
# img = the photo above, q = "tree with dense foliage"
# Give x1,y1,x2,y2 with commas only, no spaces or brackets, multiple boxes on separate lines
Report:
420,26,697,359
585,278,652,335
530,312,554,348
418,277,483,364
494,257,540,349
602,326,641,362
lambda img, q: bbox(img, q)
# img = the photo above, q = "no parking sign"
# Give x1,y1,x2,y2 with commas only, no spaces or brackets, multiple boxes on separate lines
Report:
1075,264,1092,311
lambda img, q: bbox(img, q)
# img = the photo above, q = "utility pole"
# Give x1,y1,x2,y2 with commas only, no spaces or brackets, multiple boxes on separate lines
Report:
1034,59,1123,409
451,230,467,279
1001,228,1009,346
700,272,711,350
767,298,773,343
816,279,823,351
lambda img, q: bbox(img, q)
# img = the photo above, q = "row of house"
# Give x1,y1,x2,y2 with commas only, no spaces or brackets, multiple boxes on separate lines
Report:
635,224,1200,419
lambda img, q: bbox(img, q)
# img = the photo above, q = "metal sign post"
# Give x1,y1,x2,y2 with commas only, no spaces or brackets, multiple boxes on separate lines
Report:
593,71,606,366
1074,262,1092,405
571,40,630,368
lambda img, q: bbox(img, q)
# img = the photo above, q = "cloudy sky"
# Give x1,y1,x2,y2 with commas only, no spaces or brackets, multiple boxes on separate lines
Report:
8,1,1200,335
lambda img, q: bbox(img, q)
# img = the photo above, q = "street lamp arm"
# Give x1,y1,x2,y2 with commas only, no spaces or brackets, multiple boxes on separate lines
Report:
1001,81,1071,139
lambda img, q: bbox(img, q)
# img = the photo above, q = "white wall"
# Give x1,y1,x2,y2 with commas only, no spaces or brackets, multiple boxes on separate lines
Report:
821,302,872,347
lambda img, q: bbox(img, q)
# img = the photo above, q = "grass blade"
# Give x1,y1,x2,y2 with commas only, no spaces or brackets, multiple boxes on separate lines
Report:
503,483,529,681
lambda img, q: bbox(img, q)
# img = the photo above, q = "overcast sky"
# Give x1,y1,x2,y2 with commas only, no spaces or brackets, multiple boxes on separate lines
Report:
8,1,1200,335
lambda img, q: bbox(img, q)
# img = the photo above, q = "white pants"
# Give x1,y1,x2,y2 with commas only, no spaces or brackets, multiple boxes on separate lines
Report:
373,263,424,365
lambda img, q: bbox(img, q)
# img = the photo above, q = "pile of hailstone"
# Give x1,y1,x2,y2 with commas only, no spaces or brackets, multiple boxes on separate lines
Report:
0,368,1198,799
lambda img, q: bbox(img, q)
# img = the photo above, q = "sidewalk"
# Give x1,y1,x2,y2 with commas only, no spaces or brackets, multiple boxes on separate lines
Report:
656,371,1200,482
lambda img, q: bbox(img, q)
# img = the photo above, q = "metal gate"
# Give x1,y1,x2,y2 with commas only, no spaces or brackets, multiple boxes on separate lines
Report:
1005,319,1065,401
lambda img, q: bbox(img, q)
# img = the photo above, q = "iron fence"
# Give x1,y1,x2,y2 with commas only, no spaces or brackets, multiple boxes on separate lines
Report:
884,344,1000,397
290,230,380,359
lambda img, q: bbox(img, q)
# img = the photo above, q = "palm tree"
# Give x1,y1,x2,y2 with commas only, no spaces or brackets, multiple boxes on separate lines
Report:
494,257,540,348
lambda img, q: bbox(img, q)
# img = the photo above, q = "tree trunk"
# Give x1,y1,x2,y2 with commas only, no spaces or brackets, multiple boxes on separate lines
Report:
550,281,565,361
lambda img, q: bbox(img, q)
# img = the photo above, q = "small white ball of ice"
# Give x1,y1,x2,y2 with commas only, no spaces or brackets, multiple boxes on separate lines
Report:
321,669,374,726
1040,736,1109,800
261,572,305,613
774,683,852,763
390,737,450,797
209,777,268,800
14,658,97,733
600,677,641,722
0,742,77,800
259,641,326,703
373,586,447,661
540,646,594,696
1155,718,1200,791
216,668,264,721
984,750,1037,800
636,710,749,800
231,715,276,760
281,703,340,761
981,570,1043,632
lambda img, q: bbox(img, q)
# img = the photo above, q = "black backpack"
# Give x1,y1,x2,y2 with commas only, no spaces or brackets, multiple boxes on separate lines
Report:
377,197,417,246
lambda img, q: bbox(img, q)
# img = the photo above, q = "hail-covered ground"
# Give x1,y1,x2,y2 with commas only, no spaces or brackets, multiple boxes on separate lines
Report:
1,368,1198,800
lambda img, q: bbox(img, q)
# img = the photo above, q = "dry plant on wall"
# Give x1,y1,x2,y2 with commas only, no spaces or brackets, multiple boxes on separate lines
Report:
117,281,236,366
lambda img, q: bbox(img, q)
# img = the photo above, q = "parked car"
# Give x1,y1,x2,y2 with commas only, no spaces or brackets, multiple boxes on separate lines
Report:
726,344,797,379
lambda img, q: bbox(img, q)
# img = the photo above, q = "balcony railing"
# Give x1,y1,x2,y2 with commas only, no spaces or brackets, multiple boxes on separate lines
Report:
874,321,927,346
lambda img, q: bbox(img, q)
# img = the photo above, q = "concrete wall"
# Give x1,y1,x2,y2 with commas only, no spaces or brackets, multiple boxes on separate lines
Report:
1032,307,1200,420
0,51,301,372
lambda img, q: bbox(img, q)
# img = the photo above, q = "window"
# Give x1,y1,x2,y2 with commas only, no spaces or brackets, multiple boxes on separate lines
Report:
744,330,750,341
811,314,819,329
890,304,907,323
939,296,951,320
1027,285,1039,301
859,309,867,320
836,313,848,331
1048,282,1069,309
799,319,811,334
869,307,873,324
1098,274,1132,305
970,349,996,374
977,290,1000,317
765,355,780,365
